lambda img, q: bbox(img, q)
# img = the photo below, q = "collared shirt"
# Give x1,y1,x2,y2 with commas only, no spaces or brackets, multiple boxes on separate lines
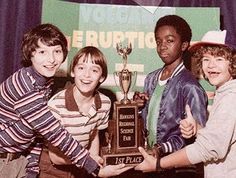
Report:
48,84,110,148
0,67,99,177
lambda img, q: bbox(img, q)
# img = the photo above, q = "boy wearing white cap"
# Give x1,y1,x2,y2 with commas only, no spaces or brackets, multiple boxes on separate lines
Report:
135,30,236,178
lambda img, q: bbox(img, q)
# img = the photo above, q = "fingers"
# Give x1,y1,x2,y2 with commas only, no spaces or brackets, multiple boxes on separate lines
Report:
133,92,149,108
138,147,149,158
135,148,157,172
98,157,104,166
119,165,133,172
184,105,197,135
100,164,133,177
179,121,194,138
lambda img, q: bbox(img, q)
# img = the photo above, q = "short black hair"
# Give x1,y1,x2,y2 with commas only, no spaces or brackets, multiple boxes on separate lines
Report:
154,15,192,43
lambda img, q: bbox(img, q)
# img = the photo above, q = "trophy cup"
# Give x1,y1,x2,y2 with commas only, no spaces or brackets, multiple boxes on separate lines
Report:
101,43,144,166
114,43,134,104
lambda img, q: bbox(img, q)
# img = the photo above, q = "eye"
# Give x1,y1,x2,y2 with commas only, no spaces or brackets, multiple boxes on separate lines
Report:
38,50,45,54
156,40,161,46
55,49,63,54
78,66,83,70
215,57,225,62
167,39,174,43
93,69,98,73
92,68,99,73
202,57,209,62
76,65,84,70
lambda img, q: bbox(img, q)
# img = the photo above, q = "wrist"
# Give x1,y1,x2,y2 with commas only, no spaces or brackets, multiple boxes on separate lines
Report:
91,165,100,177
156,158,164,172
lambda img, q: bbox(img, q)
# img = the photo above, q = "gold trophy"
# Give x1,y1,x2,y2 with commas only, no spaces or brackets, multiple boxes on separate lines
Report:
101,42,144,166
114,43,134,104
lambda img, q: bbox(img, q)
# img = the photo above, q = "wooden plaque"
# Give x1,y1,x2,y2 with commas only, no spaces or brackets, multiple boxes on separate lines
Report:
101,101,144,166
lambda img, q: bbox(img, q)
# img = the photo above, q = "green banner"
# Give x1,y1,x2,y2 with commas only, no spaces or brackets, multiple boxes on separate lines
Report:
42,0,218,98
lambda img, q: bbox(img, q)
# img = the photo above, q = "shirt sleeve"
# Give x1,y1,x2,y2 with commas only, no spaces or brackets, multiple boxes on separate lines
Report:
15,91,98,174
161,82,208,153
183,82,208,127
25,138,43,177
186,94,236,164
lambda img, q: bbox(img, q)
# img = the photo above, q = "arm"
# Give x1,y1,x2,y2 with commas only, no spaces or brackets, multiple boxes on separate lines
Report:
25,139,43,178
15,93,132,177
155,80,208,154
135,146,192,172
15,94,98,174
89,129,103,165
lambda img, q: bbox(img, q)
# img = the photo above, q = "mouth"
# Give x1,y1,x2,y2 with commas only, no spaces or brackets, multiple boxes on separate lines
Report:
159,52,169,58
81,79,92,84
44,64,58,70
208,71,220,78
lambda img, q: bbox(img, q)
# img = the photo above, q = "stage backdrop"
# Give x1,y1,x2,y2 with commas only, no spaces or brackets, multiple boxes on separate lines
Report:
42,0,219,100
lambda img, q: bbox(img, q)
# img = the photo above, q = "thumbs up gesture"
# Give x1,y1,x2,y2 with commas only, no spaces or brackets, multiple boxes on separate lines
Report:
179,105,198,139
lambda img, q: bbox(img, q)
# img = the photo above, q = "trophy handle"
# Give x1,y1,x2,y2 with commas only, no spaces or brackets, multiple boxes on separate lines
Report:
113,71,120,90
130,71,137,94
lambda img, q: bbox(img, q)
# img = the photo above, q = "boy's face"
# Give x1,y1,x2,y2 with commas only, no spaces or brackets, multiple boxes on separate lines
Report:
202,53,232,88
31,40,64,78
71,54,104,95
155,25,188,66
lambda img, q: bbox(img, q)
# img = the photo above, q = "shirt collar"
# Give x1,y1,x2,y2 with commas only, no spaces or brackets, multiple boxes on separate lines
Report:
25,66,54,89
169,62,185,78
65,84,102,111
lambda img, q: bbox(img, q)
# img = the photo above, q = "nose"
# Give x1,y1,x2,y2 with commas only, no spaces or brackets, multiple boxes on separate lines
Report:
48,52,56,63
83,68,91,77
158,41,167,50
208,60,216,68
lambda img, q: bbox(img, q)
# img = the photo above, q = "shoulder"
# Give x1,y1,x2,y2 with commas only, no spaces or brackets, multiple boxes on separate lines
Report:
98,91,111,102
146,68,161,78
97,91,111,109
48,90,66,107
145,68,161,82
2,68,41,101
174,69,200,85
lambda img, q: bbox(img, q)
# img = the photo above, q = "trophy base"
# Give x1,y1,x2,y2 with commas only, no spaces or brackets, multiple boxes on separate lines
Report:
101,147,143,166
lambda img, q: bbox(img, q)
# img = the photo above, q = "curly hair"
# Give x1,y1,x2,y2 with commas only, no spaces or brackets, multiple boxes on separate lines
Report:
191,44,236,79
154,15,192,43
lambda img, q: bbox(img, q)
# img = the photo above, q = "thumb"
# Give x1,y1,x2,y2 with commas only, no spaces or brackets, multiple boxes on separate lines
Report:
185,105,197,134
185,104,193,118
138,147,149,158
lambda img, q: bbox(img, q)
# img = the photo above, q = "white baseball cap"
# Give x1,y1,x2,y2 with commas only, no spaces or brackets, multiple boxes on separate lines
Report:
189,30,228,53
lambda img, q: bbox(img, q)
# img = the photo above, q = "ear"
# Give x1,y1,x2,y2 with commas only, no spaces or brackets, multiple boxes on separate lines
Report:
99,76,105,83
70,71,75,78
181,42,189,52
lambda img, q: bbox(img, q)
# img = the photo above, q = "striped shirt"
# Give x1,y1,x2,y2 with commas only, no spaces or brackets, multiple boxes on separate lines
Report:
48,84,110,148
0,67,99,176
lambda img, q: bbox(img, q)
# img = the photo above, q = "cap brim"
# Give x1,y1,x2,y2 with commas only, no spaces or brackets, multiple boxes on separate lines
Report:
188,42,228,54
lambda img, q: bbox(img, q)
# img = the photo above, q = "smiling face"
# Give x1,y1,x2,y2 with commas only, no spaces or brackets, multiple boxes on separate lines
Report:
31,40,64,78
71,54,104,96
155,25,188,68
202,53,232,88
